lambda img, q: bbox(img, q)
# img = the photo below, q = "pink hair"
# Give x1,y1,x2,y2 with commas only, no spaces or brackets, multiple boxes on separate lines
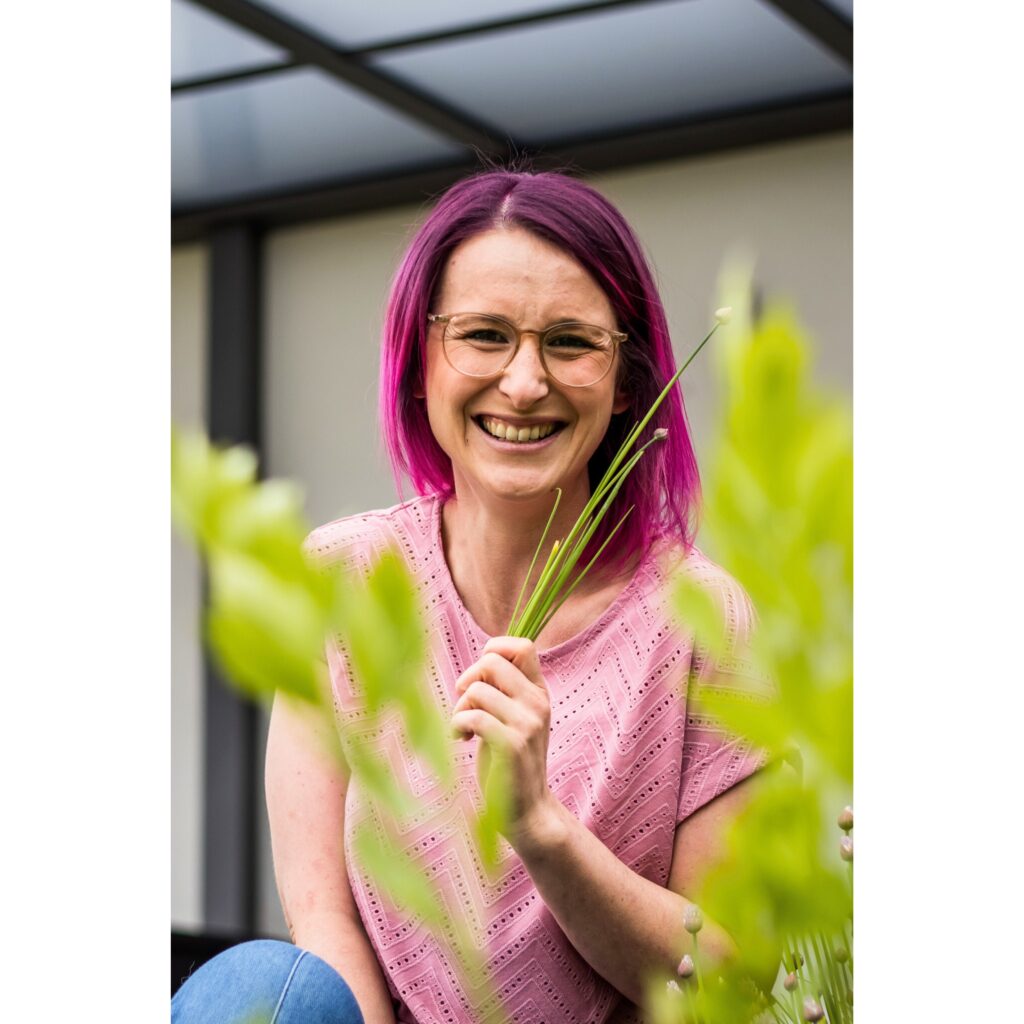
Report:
379,169,701,577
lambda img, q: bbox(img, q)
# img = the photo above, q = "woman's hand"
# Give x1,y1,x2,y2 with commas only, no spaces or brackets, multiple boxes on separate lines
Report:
450,636,556,847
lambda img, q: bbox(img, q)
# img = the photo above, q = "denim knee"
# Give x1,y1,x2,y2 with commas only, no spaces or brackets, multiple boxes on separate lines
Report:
172,939,365,1024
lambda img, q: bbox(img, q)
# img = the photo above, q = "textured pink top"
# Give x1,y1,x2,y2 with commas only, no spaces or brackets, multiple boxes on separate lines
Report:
307,494,769,1024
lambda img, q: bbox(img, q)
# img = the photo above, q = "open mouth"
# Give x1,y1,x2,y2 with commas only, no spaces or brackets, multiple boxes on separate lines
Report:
474,416,567,444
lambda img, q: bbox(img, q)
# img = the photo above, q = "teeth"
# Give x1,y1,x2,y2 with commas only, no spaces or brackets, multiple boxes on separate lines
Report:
480,417,558,443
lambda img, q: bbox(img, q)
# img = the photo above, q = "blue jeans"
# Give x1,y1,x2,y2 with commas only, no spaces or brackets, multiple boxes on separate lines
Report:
172,939,365,1024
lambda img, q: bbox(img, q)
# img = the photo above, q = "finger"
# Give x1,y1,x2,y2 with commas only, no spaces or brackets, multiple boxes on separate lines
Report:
482,636,546,691
455,651,530,698
450,707,510,746
452,680,526,726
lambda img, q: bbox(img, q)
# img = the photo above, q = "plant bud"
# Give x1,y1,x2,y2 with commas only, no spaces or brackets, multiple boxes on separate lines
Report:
676,954,695,978
837,806,853,832
834,945,849,963
666,979,682,996
714,307,733,324
783,972,799,992
653,427,669,441
802,997,824,1021
683,905,704,934
839,836,853,862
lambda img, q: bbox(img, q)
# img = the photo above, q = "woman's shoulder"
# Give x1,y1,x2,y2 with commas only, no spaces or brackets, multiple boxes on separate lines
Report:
649,539,757,636
304,493,440,571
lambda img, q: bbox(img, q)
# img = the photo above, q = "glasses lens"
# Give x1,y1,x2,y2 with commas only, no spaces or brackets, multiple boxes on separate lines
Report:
443,314,516,377
542,325,614,386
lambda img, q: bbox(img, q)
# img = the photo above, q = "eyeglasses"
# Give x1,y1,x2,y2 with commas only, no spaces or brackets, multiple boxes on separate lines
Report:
427,312,627,388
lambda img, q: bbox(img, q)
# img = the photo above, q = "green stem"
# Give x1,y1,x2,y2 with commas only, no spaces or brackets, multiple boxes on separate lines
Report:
531,506,635,638
506,487,562,632
508,319,720,640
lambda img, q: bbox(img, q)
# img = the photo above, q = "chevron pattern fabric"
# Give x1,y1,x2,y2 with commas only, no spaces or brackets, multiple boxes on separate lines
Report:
306,495,768,1024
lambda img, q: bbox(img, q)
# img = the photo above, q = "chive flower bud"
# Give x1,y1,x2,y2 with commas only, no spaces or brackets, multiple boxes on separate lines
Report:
834,945,849,963
714,306,732,324
783,972,798,992
838,806,853,832
803,997,824,1021
676,954,695,978
666,980,682,996
653,427,669,441
840,836,853,862
683,905,703,934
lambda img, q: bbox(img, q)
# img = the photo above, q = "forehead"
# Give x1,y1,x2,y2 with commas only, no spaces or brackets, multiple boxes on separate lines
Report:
436,227,615,324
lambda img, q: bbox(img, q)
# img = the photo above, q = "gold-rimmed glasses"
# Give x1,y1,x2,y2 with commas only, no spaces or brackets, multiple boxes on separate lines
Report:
427,312,627,388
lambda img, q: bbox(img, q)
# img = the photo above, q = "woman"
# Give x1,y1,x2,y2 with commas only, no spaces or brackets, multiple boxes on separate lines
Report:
173,169,770,1024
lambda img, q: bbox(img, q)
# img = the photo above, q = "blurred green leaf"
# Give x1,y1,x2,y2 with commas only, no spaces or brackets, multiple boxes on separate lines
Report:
352,820,445,926
204,549,328,704
336,549,453,787
671,574,728,661
475,744,513,871
697,770,851,986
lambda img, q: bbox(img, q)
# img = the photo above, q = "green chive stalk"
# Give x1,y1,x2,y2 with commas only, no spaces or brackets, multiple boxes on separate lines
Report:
507,309,731,639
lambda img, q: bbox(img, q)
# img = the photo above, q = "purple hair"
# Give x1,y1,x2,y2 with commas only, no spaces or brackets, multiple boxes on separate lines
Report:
379,169,701,577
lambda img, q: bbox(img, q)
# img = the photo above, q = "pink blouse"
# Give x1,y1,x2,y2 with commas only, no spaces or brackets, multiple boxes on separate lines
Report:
306,494,769,1024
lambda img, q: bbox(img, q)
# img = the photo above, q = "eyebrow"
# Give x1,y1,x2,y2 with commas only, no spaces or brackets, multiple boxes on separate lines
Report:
478,311,600,327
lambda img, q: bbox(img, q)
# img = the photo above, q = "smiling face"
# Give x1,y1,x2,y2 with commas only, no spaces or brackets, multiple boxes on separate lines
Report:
422,227,628,509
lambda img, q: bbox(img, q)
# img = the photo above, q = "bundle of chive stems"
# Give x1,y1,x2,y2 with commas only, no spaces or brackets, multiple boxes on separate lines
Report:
506,309,730,641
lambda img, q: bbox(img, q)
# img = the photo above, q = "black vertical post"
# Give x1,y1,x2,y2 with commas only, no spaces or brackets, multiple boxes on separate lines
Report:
203,221,262,934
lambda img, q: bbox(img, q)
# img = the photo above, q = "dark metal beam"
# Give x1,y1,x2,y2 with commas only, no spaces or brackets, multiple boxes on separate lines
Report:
191,0,508,154
172,59,298,95
543,90,852,171
172,92,851,245
759,0,852,67
202,222,262,934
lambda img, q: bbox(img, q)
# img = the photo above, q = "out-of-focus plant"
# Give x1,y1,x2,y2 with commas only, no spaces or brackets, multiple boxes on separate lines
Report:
172,261,852,1022
655,264,853,1022
171,429,488,997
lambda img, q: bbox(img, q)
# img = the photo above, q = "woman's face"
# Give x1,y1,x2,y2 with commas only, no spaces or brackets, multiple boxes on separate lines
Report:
422,227,628,508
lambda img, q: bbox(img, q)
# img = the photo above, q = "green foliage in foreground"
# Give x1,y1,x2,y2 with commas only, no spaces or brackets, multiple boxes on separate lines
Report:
171,429,491,997
171,268,852,1023
660,268,853,1022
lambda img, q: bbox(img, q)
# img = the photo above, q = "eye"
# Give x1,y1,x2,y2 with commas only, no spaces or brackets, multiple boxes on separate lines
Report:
545,330,601,353
464,328,512,345
449,315,515,346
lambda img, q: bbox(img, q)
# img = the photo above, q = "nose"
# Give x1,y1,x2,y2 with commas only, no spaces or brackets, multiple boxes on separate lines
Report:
498,334,549,408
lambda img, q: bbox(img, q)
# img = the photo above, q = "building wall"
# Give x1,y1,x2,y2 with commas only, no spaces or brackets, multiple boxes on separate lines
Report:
171,130,852,936
171,243,207,931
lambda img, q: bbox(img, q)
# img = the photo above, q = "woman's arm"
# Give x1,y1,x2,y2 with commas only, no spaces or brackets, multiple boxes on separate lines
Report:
451,636,754,1007
513,777,755,1005
266,691,398,1024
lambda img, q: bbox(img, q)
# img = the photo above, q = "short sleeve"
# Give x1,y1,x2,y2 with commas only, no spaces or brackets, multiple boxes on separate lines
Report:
676,570,774,822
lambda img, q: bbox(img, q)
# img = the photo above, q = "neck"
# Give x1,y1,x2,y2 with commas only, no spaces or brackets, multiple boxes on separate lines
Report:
440,480,596,639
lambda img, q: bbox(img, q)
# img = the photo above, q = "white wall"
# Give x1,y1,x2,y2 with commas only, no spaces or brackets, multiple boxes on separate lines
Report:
173,130,852,937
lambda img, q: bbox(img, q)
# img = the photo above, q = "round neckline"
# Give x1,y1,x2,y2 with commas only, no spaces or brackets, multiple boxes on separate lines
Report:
427,493,658,660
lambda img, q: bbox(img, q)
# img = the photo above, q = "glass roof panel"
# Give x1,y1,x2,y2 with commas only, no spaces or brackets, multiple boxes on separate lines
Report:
371,0,851,144
819,0,853,21
172,0,290,84
172,68,464,208
248,0,570,49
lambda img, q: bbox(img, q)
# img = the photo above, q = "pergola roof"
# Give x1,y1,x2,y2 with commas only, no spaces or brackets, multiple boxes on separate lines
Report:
172,0,852,241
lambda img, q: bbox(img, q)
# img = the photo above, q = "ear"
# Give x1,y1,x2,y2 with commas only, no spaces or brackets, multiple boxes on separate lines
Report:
612,387,630,415
413,383,425,399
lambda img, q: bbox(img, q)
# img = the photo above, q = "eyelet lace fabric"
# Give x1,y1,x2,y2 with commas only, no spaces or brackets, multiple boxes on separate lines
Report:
305,494,770,1024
